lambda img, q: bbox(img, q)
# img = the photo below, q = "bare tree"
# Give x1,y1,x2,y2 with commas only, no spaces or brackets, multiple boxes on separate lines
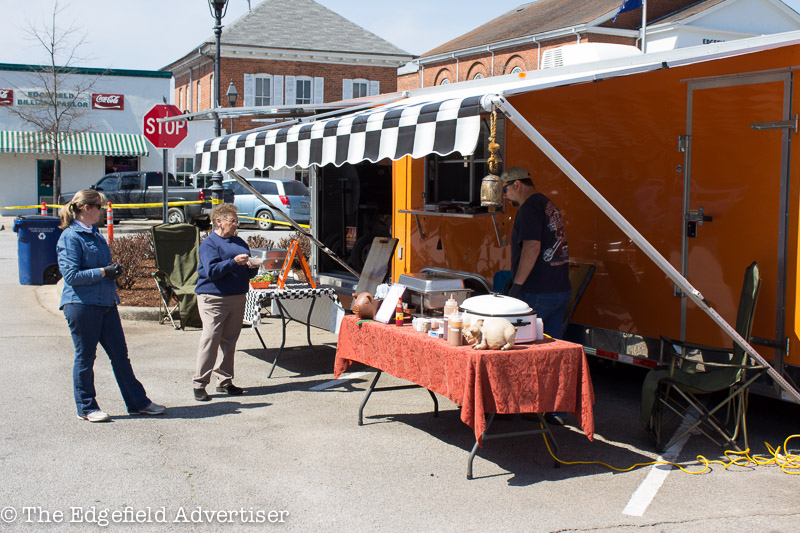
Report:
4,1,100,203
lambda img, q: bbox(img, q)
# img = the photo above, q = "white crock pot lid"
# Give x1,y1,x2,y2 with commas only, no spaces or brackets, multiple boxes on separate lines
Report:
459,294,532,316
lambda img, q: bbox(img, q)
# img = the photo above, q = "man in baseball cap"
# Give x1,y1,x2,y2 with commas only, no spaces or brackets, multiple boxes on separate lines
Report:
501,166,571,338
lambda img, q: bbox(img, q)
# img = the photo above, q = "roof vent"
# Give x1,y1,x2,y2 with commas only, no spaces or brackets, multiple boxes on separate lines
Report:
541,43,643,69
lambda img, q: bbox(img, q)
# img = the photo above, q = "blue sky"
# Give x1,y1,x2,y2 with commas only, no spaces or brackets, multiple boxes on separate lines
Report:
2,0,800,70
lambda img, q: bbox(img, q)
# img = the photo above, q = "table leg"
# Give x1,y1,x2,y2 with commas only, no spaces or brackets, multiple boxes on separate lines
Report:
266,300,289,379
305,296,317,347
253,326,268,350
466,413,561,480
467,413,495,480
359,371,382,426
357,371,439,426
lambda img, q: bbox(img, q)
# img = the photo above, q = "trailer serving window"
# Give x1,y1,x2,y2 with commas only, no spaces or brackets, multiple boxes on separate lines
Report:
423,113,504,211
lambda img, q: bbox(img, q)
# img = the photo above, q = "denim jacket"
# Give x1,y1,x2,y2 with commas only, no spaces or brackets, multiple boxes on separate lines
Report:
57,222,119,308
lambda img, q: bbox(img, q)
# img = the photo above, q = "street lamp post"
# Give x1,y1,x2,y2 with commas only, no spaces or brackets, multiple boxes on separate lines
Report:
207,0,230,138
226,79,238,134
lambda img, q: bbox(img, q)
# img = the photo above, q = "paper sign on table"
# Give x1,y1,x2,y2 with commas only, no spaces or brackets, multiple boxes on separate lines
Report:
374,283,406,323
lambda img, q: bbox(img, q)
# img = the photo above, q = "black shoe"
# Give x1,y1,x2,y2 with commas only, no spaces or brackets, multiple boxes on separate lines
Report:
544,413,566,426
216,383,243,395
193,388,210,402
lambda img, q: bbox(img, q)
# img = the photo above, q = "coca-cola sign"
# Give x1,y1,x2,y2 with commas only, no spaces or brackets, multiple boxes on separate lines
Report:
92,93,124,110
0,89,13,106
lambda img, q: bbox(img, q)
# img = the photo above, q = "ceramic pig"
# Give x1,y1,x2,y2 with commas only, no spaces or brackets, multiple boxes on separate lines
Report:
351,292,377,320
462,318,516,350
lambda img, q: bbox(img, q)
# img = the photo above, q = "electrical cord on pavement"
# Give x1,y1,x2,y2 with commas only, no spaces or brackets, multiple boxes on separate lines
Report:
537,423,800,475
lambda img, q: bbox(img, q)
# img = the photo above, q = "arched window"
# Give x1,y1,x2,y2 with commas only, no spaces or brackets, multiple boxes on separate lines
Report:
511,67,523,75
440,78,450,85
473,73,484,80
196,80,202,111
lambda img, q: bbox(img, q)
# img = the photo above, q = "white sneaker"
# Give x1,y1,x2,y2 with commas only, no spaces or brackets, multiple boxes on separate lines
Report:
136,402,166,416
78,410,111,422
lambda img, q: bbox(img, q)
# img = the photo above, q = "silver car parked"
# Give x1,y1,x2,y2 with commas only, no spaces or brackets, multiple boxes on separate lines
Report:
222,178,310,230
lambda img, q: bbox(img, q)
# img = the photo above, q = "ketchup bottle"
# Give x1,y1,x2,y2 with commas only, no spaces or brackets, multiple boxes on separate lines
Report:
395,301,404,326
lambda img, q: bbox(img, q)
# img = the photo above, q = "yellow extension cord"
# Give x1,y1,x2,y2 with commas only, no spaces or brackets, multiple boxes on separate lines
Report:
538,427,800,475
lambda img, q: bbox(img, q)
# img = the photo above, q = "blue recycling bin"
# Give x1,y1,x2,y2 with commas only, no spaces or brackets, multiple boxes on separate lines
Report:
12,215,63,285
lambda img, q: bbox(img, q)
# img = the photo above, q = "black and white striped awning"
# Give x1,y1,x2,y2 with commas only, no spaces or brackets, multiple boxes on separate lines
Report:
195,95,484,173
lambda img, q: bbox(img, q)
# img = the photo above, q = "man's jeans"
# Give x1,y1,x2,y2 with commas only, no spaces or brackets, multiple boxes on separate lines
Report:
63,304,150,416
518,290,571,339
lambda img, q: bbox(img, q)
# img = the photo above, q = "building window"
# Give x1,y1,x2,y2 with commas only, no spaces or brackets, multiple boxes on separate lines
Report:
255,75,271,106
296,77,312,105
510,66,523,75
196,81,202,111
473,73,484,80
353,79,369,98
254,169,269,178
176,157,194,186
440,78,450,85
209,73,214,107
178,88,183,110
295,168,310,187
424,113,505,209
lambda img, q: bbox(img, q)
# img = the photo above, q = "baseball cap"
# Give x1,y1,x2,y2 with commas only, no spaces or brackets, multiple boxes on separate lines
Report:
499,166,530,184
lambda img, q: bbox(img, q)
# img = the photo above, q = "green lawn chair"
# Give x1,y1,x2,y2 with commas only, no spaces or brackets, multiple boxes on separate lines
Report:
151,223,202,329
641,262,767,453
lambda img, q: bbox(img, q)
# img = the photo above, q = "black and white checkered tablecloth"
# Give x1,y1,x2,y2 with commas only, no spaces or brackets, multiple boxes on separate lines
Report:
244,283,340,326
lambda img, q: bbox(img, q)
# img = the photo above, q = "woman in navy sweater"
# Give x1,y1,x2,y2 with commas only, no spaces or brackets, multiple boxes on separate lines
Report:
193,203,258,401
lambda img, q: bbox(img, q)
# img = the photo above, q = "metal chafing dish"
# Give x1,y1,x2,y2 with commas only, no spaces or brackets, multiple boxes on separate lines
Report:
250,248,289,271
398,272,472,316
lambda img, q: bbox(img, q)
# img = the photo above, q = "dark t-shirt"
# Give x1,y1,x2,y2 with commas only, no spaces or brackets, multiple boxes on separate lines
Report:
510,192,570,293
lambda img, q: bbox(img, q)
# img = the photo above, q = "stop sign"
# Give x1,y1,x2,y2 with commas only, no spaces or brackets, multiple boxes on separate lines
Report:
142,104,188,149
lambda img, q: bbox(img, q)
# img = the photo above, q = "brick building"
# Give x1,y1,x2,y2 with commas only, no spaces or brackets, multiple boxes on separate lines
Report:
398,0,800,90
163,0,412,136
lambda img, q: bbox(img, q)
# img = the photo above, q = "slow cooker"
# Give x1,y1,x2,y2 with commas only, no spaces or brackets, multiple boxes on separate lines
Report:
459,294,537,343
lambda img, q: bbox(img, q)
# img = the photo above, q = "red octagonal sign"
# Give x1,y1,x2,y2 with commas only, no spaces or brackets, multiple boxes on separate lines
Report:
142,104,187,149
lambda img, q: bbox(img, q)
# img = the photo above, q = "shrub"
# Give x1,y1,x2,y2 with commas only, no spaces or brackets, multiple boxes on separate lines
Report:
109,231,153,290
246,235,275,250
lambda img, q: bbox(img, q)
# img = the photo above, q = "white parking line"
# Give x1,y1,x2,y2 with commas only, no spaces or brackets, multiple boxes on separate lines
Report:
622,418,694,517
309,372,369,391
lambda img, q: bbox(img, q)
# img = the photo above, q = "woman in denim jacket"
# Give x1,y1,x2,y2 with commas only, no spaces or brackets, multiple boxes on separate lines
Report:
57,190,165,422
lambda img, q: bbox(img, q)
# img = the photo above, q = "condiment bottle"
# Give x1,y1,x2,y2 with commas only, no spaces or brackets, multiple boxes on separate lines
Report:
395,301,404,326
444,294,458,317
449,313,462,346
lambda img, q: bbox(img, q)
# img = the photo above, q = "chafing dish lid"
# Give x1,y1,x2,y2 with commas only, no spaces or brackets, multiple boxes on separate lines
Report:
398,272,465,293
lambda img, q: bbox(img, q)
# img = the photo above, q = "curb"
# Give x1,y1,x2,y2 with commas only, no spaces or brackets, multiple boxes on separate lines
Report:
37,280,161,322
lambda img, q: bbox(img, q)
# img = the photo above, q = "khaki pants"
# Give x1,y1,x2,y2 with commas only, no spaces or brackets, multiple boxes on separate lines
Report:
193,293,247,389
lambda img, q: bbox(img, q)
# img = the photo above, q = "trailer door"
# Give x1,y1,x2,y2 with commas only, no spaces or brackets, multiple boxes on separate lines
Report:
683,71,792,361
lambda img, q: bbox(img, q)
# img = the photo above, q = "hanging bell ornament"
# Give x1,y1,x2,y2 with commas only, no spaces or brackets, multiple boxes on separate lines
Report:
480,173,503,207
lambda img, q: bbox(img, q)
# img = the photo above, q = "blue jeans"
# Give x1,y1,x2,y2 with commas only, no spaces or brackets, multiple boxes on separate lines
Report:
63,304,150,416
518,290,572,339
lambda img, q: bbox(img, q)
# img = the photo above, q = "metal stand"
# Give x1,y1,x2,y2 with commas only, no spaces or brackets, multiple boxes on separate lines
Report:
466,413,560,480
253,294,319,378
357,371,439,426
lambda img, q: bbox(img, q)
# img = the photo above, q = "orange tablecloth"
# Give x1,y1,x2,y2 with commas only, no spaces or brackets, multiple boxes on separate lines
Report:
334,316,595,446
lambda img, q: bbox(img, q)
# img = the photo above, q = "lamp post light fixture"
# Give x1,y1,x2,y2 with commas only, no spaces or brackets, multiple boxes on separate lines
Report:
207,0,230,137
226,79,238,134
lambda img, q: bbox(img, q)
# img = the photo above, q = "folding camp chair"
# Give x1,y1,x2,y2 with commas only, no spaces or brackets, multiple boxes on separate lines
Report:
562,262,595,337
151,223,202,329
641,262,767,453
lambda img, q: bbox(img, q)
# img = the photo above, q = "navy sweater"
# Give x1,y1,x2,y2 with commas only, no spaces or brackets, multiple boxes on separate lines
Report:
195,232,258,296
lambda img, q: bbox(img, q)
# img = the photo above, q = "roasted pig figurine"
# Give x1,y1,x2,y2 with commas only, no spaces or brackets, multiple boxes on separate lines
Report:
351,292,377,320
462,318,516,350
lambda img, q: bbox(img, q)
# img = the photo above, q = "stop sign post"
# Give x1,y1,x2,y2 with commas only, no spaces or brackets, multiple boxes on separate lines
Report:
142,104,189,222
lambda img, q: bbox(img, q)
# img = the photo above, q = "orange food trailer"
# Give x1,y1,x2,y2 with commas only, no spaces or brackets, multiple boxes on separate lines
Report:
196,32,800,401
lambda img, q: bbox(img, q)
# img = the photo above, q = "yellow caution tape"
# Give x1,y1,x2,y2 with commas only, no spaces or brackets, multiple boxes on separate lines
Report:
238,215,310,229
1,200,206,210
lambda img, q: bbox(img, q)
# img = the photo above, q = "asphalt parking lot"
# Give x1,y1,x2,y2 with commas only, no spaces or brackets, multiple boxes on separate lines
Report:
0,217,799,532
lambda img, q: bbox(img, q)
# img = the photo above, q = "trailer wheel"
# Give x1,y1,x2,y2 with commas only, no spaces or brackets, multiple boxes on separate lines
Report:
255,210,274,231
167,207,185,224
